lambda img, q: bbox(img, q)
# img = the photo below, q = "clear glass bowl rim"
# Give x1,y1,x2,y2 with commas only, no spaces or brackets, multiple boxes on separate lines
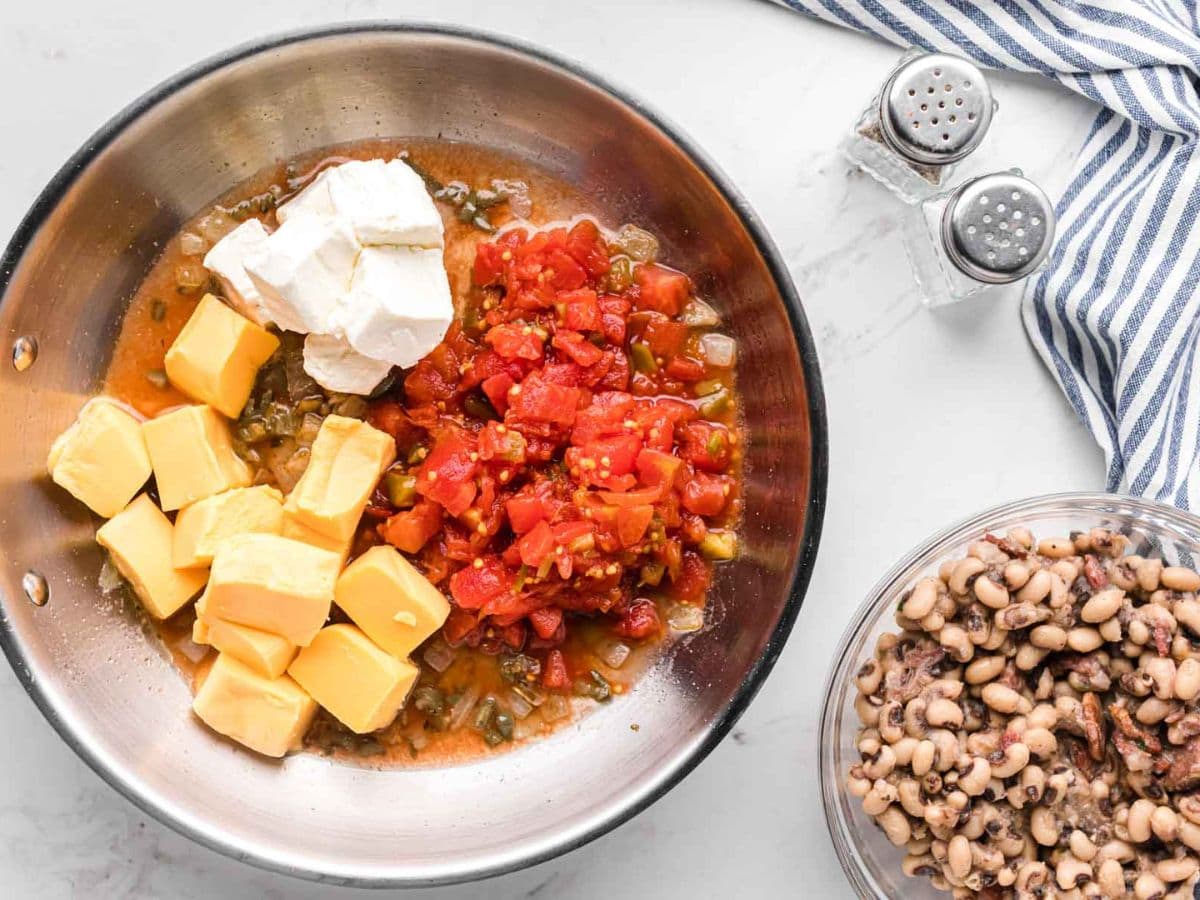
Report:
817,491,1200,899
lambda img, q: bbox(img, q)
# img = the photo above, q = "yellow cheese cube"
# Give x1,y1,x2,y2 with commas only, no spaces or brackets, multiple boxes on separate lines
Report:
142,405,252,511
193,585,297,677
280,510,352,566
192,653,316,757
95,494,208,619
173,485,285,569
206,533,338,646
164,293,280,418
288,624,418,733
283,416,395,544
47,399,151,518
335,545,449,659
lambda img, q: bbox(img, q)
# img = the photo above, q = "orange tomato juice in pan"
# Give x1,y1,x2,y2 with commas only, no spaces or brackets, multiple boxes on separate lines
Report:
104,139,742,766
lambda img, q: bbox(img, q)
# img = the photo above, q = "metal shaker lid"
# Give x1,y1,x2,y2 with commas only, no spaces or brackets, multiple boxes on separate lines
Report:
878,52,994,166
941,172,1056,284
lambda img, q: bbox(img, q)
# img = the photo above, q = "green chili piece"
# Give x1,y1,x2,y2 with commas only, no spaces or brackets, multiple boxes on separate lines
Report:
699,387,731,418
694,379,723,398
493,711,515,740
463,393,498,422
607,257,634,292
472,696,497,732
705,431,727,458
511,564,529,593
384,472,418,508
639,561,666,587
630,342,657,373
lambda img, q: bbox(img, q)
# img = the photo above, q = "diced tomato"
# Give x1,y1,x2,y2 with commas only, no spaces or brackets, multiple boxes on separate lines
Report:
564,219,611,277
672,551,712,603
636,448,683,488
545,248,588,291
552,329,604,367
508,373,582,427
579,433,642,475
665,356,706,382
477,421,527,464
680,512,707,544
486,322,544,361
639,315,689,358
481,373,516,414
679,421,732,473
444,606,482,646
561,288,600,331
450,557,512,609
473,242,507,286
634,264,690,316
366,399,405,442
552,520,594,548
416,430,479,516
505,492,556,533
617,504,655,547
543,649,570,689
379,500,443,553
681,472,731,516
615,599,661,640
595,348,630,392
571,391,635,444
596,485,664,507
518,520,556,567
528,606,563,641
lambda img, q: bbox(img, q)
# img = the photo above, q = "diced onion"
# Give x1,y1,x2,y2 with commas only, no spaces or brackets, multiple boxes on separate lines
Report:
178,231,207,256
541,694,571,722
174,635,210,664
667,604,705,633
681,298,721,327
599,640,632,669
700,333,738,368
98,558,122,594
422,638,456,673
195,209,238,244
508,690,534,720
449,683,482,730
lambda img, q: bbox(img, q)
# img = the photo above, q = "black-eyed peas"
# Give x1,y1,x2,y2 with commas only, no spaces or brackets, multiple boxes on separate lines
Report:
847,526,1200,897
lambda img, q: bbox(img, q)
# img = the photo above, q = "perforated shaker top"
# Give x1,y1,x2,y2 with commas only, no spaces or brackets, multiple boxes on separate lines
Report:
941,172,1056,284
879,53,994,166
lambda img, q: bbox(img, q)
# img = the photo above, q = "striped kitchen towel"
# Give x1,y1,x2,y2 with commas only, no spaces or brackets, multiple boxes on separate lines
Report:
778,0,1200,508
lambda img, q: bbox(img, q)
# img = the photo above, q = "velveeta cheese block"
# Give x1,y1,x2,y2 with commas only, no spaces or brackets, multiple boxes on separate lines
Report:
193,587,297,679
173,485,285,569
192,653,316,758
95,494,207,619
141,405,252,511
163,293,280,418
335,545,450,659
283,415,395,543
288,624,418,734
47,398,151,518
279,509,352,566
205,533,338,646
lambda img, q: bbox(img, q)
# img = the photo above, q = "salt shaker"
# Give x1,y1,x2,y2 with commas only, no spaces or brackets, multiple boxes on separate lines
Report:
902,170,1056,308
842,50,996,202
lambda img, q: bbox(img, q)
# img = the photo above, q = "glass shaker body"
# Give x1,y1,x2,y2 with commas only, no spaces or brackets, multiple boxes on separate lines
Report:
841,50,995,203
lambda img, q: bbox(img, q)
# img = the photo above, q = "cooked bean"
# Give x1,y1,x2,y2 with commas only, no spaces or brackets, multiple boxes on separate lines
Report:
1152,805,1180,843
926,698,964,728
898,779,924,817
1097,858,1125,897
982,683,1029,715
1023,727,1057,758
904,578,940,620
879,700,905,743
902,853,939,878
862,745,896,779
1028,703,1060,730
1031,807,1059,846
1099,616,1124,642
1055,854,1092,889
1137,697,1174,725
1082,588,1124,623
947,834,971,879
1128,799,1156,843
1020,765,1046,803
862,780,896,816
938,624,973,662
991,742,1030,778
911,739,936,777
974,576,1010,610
1156,855,1197,883
1015,644,1050,671
1004,561,1032,589
949,557,987,596
1069,829,1098,862
1145,657,1178,700
1137,558,1163,592
1030,624,1068,650
877,806,912,846
1162,566,1200,592
1134,872,1167,899
965,655,1005,684
1067,626,1105,653
1175,658,1200,700
1017,569,1053,604
1178,821,1200,852
958,757,991,796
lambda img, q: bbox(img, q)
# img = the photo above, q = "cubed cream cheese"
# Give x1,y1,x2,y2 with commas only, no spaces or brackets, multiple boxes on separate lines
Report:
95,494,208,619
202,220,273,326
172,485,285,569
192,653,316,757
164,293,280,418
287,624,418,734
193,588,297,678
47,398,151,518
243,212,360,333
275,168,336,224
324,159,444,247
205,533,339,646
283,415,396,543
141,405,252,511
302,332,394,395
334,545,450,659
336,246,453,369
280,510,353,567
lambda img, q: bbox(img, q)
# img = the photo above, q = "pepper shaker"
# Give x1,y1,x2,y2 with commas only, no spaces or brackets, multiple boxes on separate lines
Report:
902,170,1056,308
842,50,996,202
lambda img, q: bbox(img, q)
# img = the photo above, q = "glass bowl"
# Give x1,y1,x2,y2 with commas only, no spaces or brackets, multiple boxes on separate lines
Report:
818,492,1200,898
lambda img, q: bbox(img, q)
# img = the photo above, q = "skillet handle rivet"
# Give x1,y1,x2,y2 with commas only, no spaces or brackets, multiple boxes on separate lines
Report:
11,335,38,372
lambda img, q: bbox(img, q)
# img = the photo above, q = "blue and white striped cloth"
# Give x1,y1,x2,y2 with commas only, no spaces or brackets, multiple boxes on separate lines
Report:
779,0,1200,508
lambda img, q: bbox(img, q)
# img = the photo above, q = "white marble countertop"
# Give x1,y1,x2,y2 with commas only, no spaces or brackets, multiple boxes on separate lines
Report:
0,1,1106,897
